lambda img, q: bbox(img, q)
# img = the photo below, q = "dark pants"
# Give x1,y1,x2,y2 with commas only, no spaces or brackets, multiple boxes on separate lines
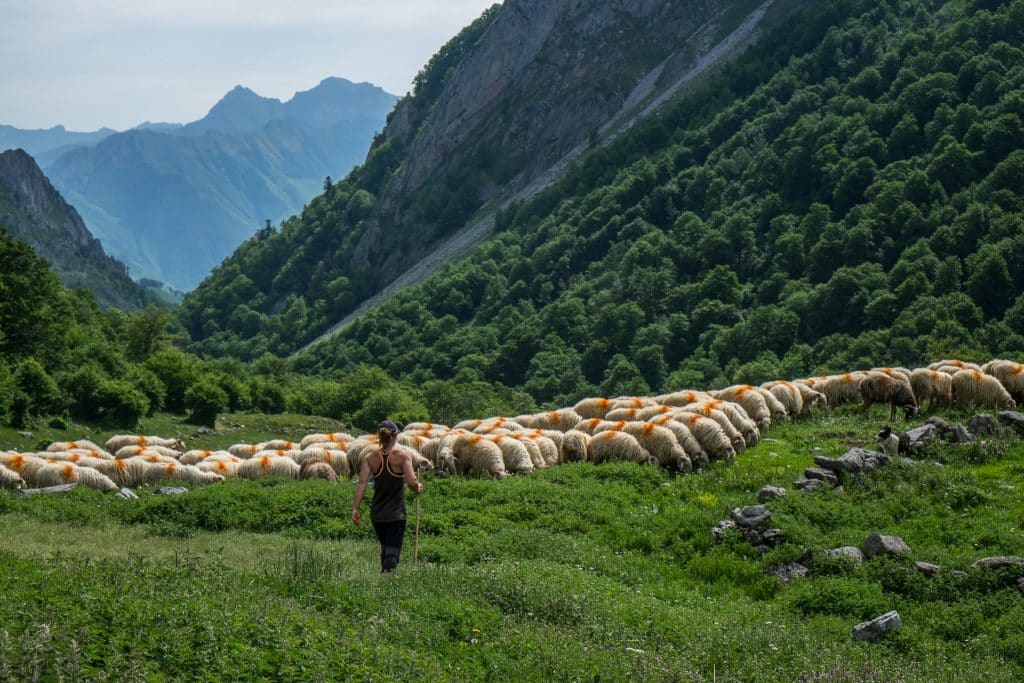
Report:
371,519,406,573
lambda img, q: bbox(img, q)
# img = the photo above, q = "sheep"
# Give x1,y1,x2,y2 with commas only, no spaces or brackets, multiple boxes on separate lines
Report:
513,408,583,432
180,449,228,465
299,432,355,450
345,438,380,475
673,413,736,464
255,439,299,451
559,430,591,463
35,463,118,492
299,460,338,482
65,448,115,460
251,448,303,462
928,359,982,372
429,440,459,476
0,463,24,489
697,399,760,447
237,455,301,480
711,385,772,431
513,431,559,467
199,452,242,464
602,421,691,473
653,390,714,407
876,426,910,457
909,368,953,411
131,452,183,465
761,381,804,419
85,457,155,488
573,397,617,419
483,435,534,475
105,435,185,453
449,433,508,479
645,415,710,470
145,461,224,486
402,422,449,433
982,360,1024,402
196,460,240,478
676,403,746,453
46,440,107,454
603,407,644,422
951,369,1016,410
814,373,868,408
506,433,547,470
871,367,913,384
790,381,829,412
473,417,524,434
296,447,351,478
0,453,50,485
586,430,657,466
859,372,919,421
41,451,98,464
227,443,261,458
114,444,183,460
575,418,612,435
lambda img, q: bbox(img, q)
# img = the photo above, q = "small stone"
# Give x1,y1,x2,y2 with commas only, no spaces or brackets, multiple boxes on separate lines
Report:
16,431,33,439
852,611,902,642
970,556,1024,570
114,487,139,500
862,455,884,471
966,414,997,437
837,448,869,473
951,424,975,444
762,528,786,547
950,570,968,579
914,561,941,577
804,467,840,487
795,477,828,493
156,486,189,495
997,411,1024,433
742,528,764,545
863,532,911,559
767,563,809,583
711,519,736,539
925,416,952,434
823,546,864,565
732,505,772,530
16,483,77,497
757,485,787,503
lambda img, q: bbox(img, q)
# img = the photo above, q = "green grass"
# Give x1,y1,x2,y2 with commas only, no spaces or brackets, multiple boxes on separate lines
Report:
1,410,1023,680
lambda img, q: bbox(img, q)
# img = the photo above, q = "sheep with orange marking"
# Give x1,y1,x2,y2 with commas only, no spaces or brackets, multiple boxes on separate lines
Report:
653,390,714,407
645,415,709,469
344,438,380,476
197,460,240,479
697,399,760,447
595,421,691,473
473,417,525,434
252,448,303,462
929,359,981,372
296,447,351,478
35,462,118,492
227,443,261,458
508,432,552,469
145,461,225,486
558,430,590,463
0,453,50,486
131,452,182,466
255,439,299,452
403,422,449,433
573,397,616,420
46,440,107,455
711,385,773,431
789,380,829,412
982,360,1024,403
909,369,953,411
114,444,183,460
104,435,185,453
65,448,115,461
814,373,869,408
859,372,919,421
513,408,583,432
673,413,736,464
84,457,155,487
951,369,1016,410
237,455,300,480
761,381,804,419
448,433,508,479
676,403,746,454
585,430,657,466
180,449,231,465
483,434,535,475
299,460,338,482
0,463,25,489
299,432,355,450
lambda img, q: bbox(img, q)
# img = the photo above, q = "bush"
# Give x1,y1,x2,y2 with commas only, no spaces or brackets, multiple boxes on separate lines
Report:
145,349,197,412
250,377,287,414
787,577,891,619
94,378,150,427
128,364,167,416
13,357,65,417
184,375,229,426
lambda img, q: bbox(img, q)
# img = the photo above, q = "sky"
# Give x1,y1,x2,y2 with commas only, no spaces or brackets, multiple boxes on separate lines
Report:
1,0,499,132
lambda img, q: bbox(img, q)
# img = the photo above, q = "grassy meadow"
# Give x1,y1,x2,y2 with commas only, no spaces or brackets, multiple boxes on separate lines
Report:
1,409,1023,681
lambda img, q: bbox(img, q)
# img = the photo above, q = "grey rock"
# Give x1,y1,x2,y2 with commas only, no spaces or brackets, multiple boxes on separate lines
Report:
852,611,903,642
838,449,866,473
970,556,1024,570
804,467,840,487
16,430,33,439
862,455,885,471
863,532,911,559
966,414,998,437
742,528,764,545
732,505,772,530
762,528,786,547
757,485,787,503
813,455,843,472
914,561,941,577
998,411,1024,433
795,477,828,493
16,483,78,497
925,416,952,434
951,570,969,579
951,424,975,444
823,546,864,565
156,486,189,495
711,519,736,539
114,487,139,500
767,563,809,583
905,423,937,448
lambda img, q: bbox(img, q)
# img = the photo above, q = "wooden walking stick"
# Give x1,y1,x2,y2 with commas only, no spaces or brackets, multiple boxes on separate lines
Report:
413,492,421,568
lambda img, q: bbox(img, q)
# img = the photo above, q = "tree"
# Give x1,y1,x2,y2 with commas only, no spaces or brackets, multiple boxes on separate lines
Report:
965,244,1013,318
124,306,172,362
600,354,650,397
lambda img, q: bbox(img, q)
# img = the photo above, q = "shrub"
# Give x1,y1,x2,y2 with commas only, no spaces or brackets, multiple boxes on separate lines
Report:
127,364,167,416
145,349,197,412
13,358,65,417
184,375,229,427
787,577,890,619
249,377,287,414
94,378,150,428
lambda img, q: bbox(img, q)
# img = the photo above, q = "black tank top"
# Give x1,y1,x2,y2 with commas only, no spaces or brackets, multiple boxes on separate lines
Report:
370,448,406,523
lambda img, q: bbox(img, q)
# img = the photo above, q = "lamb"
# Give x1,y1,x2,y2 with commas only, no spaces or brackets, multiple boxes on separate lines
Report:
585,430,657,466
296,447,351,478
197,460,240,478
761,381,804,419
0,453,50,485
145,461,224,486
676,404,746,453
299,432,355,450
645,415,710,469
603,421,691,473
85,457,155,487
237,455,301,480
299,460,338,482
558,430,591,463
449,433,508,479
46,440,107,454
711,385,772,431
0,463,24,489
104,435,185,453
513,408,583,432
859,372,919,421
909,368,953,411
114,444,183,460
951,369,1016,410
876,426,910,457
673,413,736,464
35,462,119,492
484,435,535,475
982,360,1024,402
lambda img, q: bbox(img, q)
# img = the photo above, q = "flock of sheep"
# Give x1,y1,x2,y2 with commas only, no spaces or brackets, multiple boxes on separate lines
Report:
1,358,1020,491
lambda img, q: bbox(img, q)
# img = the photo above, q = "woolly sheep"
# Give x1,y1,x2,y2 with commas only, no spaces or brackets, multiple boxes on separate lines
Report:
85,457,154,487
131,452,183,465
645,415,709,469
859,372,919,421
513,408,583,432
573,397,617,420
0,453,50,485
403,422,450,432
790,381,829,412
761,381,804,419
429,440,459,476
180,449,226,465
697,400,760,447
871,367,913,384
105,435,185,453
574,418,612,435
299,460,338,482
513,431,558,467
928,359,981,372
196,460,240,478
46,440,107,454
653,390,714,407
673,413,735,464
296,447,351,478
145,461,224,486
66,448,115,460
199,452,242,464
559,430,591,463
983,360,1024,402
252,448,303,462
677,404,746,454
299,432,355,450
909,368,953,411
603,407,644,422
951,369,1016,410
345,438,380,475
586,430,657,466
36,462,119,492
507,433,547,470
484,435,535,475
114,444,183,460
255,439,299,451
41,451,96,464
603,421,690,473
237,455,301,480
814,373,868,408
227,443,261,458
473,417,525,434
449,433,507,479
0,463,24,489
712,385,772,431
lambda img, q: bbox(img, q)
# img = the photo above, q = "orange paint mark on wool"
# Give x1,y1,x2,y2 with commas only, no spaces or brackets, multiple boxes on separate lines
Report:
612,421,626,431
61,464,75,482
138,437,148,447
258,457,272,471
213,462,229,474
642,423,656,437
468,435,483,445
547,411,561,424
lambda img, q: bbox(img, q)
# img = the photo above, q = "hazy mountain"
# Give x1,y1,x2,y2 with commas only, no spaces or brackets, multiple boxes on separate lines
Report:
0,148,153,310
0,124,118,168
44,77,398,291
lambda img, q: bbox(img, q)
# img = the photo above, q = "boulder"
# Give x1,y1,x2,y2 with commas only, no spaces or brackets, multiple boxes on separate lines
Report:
998,411,1024,434
757,485,787,503
794,477,828,493
823,546,864,565
950,424,974,444
804,467,840,487
852,611,902,642
914,561,941,577
904,423,936,449
767,563,808,583
114,487,139,500
966,414,997,437
711,519,736,540
16,483,77,497
970,556,1024,571
156,486,189,495
863,533,911,559
925,416,952,434
732,505,772,530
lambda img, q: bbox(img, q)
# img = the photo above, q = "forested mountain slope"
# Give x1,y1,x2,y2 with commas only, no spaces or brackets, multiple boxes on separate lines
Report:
287,0,1024,405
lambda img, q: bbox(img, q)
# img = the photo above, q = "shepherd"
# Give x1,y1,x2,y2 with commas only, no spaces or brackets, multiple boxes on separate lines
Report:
352,419,424,576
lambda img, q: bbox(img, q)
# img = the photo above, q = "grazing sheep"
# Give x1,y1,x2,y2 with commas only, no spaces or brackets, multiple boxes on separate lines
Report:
449,433,508,479
653,390,714,407
0,463,25,489
130,452,181,465
712,385,772,431
483,435,534,475
790,381,829,412
558,430,591,463
586,430,656,466
46,440,106,454
36,463,118,492
513,408,583,432
698,400,760,447
876,426,910,457
66,448,115,460
114,444,183,460
677,404,746,453
859,372,919,421
0,453,50,485
180,449,221,465
871,367,913,384
673,413,736,464
199,452,242,464
982,360,1024,402
237,455,301,480
909,368,953,411
196,460,240,478
604,407,645,422
614,421,691,473
41,451,95,464
296,447,351,478
507,433,547,470
252,448,303,462
299,460,338,482
645,415,709,469
403,422,449,433
472,417,524,434
345,438,380,475
255,439,299,451
299,432,355,450
573,397,616,419
951,369,1016,410
85,457,155,487
105,435,185,453
227,443,261,458
815,373,868,408
761,381,804,419
928,359,982,372
575,418,612,435
515,431,559,467
145,462,224,486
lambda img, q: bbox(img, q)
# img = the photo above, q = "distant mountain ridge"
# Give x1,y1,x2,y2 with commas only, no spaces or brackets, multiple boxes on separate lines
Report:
40,77,398,291
0,148,153,310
